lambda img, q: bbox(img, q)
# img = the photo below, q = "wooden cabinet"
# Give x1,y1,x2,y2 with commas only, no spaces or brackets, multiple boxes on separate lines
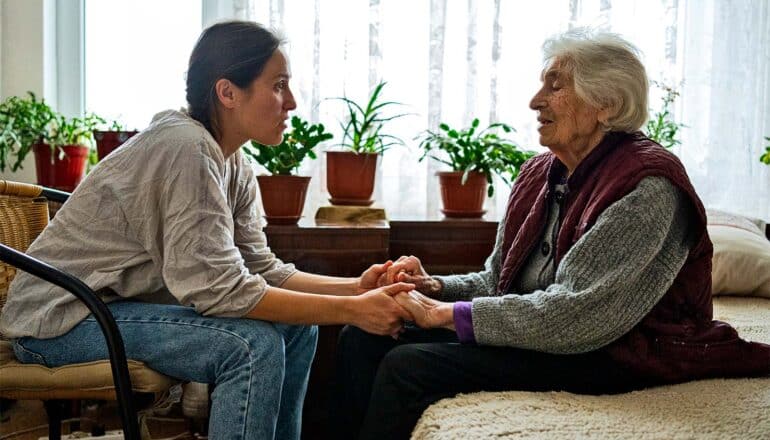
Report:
264,218,497,439
389,219,498,275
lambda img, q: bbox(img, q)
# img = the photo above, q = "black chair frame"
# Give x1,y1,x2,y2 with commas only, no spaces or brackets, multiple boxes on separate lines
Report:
1,187,140,440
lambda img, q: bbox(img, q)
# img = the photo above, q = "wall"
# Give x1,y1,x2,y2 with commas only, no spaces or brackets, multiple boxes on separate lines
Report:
0,0,55,184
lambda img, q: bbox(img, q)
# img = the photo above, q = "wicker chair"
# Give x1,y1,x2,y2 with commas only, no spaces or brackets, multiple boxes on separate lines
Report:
0,180,175,440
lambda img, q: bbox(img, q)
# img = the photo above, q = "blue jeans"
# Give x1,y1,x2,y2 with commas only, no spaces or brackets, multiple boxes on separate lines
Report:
13,301,318,440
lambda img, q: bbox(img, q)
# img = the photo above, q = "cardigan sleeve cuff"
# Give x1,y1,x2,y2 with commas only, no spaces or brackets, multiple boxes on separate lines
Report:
453,301,476,344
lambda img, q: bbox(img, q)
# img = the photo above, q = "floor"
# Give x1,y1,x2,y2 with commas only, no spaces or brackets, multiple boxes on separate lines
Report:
0,399,199,440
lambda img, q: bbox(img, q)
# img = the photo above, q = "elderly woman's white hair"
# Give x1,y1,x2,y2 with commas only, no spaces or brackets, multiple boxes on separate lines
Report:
542,28,648,133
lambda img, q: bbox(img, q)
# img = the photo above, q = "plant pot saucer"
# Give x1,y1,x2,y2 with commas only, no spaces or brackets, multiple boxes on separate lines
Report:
441,208,487,219
264,215,301,225
328,197,374,207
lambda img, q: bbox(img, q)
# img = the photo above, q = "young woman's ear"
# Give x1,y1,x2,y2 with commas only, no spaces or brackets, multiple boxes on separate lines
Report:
214,78,239,109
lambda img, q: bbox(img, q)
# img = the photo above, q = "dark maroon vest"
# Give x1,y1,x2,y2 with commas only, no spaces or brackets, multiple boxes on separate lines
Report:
498,132,770,382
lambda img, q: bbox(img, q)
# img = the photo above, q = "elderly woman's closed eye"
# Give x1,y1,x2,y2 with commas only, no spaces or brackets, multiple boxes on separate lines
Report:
529,31,648,173
331,28,770,440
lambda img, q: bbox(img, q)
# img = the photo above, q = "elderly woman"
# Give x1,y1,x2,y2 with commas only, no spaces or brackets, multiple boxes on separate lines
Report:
331,29,770,440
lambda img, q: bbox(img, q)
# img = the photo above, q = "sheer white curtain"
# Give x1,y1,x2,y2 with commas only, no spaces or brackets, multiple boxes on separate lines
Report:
208,0,769,220
678,0,770,221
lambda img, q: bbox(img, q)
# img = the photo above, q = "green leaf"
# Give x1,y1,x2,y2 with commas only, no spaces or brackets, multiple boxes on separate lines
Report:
416,118,536,195
331,81,409,154
244,115,332,175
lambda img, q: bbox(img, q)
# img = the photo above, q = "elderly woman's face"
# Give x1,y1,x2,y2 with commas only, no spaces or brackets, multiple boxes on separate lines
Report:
529,58,605,152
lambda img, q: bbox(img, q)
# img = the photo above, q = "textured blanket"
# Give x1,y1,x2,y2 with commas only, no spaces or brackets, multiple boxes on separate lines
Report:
411,297,770,440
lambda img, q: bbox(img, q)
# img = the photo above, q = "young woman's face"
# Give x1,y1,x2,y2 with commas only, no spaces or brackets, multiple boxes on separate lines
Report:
235,49,297,145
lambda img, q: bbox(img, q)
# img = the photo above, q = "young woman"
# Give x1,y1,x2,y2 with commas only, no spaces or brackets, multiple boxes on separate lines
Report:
0,21,414,440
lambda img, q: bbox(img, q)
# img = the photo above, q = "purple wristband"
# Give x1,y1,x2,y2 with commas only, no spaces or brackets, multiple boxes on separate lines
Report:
453,301,476,344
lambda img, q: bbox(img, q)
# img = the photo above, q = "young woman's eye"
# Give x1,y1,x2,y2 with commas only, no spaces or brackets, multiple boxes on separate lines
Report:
275,80,287,91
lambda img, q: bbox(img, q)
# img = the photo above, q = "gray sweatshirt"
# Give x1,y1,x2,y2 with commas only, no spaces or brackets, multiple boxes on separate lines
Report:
438,176,693,354
0,110,296,339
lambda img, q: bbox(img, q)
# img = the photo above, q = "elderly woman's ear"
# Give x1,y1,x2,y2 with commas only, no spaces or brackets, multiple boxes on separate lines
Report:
598,107,612,131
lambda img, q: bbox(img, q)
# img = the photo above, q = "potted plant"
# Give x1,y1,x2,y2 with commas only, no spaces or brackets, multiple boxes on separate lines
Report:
0,92,57,174
94,119,139,161
646,81,685,149
34,112,104,192
243,115,332,225
418,118,535,218
328,81,407,206
0,92,102,192
760,136,770,165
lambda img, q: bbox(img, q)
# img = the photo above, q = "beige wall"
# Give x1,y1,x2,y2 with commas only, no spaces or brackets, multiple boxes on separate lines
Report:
0,0,52,183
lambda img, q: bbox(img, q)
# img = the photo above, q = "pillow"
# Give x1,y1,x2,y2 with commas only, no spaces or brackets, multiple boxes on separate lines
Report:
707,209,770,298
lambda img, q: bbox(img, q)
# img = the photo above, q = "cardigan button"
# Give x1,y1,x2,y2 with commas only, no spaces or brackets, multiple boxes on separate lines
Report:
541,241,551,256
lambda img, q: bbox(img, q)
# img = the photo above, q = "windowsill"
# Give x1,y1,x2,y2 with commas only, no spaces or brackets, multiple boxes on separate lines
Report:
266,215,498,230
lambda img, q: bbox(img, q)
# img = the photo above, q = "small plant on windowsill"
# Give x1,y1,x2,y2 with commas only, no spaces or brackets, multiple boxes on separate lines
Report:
760,136,770,165
0,91,104,191
417,118,536,218
326,81,409,206
94,118,140,161
0,92,58,173
646,80,685,150
242,115,333,225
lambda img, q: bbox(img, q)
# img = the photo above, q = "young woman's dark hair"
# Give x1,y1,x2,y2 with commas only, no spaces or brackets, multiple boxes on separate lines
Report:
186,20,282,139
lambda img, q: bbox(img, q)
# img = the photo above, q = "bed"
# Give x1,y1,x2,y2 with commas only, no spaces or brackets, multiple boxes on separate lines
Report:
411,210,770,440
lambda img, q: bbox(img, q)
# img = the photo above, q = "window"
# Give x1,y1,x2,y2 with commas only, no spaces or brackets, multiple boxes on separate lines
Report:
84,0,202,130
70,0,769,220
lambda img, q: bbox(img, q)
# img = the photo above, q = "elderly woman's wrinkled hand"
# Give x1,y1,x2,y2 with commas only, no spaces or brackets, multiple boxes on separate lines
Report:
393,290,455,330
376,255,443,298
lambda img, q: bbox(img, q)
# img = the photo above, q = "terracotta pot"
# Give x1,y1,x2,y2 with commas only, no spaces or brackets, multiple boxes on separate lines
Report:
437,171,488,218
33,143,90,192
94,130,139,160
256,175,311,225
326,151,378,206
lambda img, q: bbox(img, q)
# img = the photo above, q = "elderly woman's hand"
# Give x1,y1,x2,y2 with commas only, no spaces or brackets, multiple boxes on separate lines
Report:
351,283,416,335
376,255,443,298
393,290,454,330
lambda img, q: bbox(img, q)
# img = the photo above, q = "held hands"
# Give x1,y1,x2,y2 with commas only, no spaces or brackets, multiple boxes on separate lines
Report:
351,282,416,336
356,260,395,294
378,256,443,298
393,290,455,331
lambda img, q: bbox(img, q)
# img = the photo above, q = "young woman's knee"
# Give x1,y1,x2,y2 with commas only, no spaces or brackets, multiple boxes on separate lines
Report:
211,322,287,370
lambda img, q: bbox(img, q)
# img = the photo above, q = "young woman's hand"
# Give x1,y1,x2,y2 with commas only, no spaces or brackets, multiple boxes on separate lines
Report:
350,282,415,335
393,291,455,330
356,260,394,294
379,255,443,298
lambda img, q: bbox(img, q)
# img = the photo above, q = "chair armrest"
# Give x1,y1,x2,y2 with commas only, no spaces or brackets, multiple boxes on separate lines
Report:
40,187,71,204
0,244,140,440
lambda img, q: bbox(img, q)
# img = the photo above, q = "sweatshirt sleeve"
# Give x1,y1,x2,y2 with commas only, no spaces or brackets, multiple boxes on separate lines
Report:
156,143,268,318
232,159,297,286
469,176,693,354
434,216,506,301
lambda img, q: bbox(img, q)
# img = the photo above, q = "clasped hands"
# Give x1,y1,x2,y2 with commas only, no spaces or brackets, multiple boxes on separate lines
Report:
356,256,454,337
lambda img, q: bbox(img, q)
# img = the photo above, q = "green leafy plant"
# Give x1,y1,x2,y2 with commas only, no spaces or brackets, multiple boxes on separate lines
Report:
760,136,770,165
0,92,57,172
334,81,408,154
418,118,536,197
50,113,105,148
244,115,333,175
107,119,126,132
646,81,685,149
0,92,105,171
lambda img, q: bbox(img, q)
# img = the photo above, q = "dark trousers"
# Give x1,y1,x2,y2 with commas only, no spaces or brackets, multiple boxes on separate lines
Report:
329,324,649,440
